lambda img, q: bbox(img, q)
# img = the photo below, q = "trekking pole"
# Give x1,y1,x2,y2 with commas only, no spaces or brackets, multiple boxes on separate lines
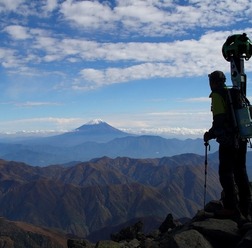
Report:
204,141,210,211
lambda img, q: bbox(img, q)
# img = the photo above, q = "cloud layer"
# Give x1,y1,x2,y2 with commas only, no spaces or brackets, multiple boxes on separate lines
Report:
1,0,252,90
1,0,252,137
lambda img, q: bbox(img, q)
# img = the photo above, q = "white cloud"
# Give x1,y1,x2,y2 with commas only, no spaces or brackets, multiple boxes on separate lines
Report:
44,0,58,12
1,1,252,37
77,62,183,89
0,48,24,68
107,109,211,138
0,117,84,133
60,0,116,30
73,29,252,88
126,126,207,138
2,24,252,89
0,0,25,12
75,33,227,88
4,25,31,40
179,97,210,103
58,0,252,36
15,101,62,107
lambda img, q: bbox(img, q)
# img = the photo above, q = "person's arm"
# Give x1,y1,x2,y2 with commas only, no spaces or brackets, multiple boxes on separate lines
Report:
204,92,227,141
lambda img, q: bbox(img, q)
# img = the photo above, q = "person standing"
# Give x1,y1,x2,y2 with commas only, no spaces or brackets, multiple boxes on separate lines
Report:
204,70,251,221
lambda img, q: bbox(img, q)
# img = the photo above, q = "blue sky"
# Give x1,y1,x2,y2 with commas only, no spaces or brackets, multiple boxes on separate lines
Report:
0,0,252,139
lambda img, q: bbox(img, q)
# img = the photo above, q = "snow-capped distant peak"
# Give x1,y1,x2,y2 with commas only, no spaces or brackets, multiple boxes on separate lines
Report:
86,119,105,125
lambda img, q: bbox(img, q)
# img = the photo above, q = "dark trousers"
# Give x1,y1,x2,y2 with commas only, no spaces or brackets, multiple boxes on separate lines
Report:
219,140,251,217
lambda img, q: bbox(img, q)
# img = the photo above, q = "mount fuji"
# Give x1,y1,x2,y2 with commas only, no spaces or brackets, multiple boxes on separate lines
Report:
75,119,129,139
23,119,133,147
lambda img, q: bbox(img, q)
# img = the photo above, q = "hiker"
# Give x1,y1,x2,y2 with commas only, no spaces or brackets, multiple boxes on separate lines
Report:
204,70,251,221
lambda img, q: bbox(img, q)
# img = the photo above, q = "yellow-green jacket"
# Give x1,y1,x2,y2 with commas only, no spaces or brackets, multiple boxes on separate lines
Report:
208,88,234,144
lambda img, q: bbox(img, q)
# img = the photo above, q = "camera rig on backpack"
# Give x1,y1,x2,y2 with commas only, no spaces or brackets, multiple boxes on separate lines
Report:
222,33,252,140
222,33,252,96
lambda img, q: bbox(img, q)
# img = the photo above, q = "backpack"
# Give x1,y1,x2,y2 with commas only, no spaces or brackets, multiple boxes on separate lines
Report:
227,87,252,139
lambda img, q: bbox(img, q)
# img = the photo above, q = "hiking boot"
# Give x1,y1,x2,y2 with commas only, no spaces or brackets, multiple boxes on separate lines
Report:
235,213,252,229
239,222,252,234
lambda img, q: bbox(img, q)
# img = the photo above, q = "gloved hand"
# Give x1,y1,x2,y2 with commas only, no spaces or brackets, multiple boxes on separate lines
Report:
204,131,212,142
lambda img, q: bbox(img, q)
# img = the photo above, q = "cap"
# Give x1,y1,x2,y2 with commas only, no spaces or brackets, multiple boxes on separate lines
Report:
208,70,226,84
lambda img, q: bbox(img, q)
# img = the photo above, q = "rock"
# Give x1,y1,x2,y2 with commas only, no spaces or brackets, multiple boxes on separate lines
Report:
140,237,159,248
124,238,140,248
159,213,179,233
237,229,252,248
67,239,94,248
95,240,121,248
161,229,213,248
191,218,241,247
110,221,143,242
204,200,223,213
239,222,252,235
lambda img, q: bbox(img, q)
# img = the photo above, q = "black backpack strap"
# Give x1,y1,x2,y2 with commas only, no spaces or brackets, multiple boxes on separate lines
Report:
227,88,238,130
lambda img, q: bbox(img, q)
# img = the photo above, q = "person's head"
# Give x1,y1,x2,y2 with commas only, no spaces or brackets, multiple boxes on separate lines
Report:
208,70,226,90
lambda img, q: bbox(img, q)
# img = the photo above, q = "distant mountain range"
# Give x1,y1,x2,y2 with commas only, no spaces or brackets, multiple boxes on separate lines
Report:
0,120,251,244
0,120,219,166
0,155,221,242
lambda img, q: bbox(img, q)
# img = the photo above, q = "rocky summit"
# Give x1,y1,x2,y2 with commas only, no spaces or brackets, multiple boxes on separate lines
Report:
67,200,252,248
